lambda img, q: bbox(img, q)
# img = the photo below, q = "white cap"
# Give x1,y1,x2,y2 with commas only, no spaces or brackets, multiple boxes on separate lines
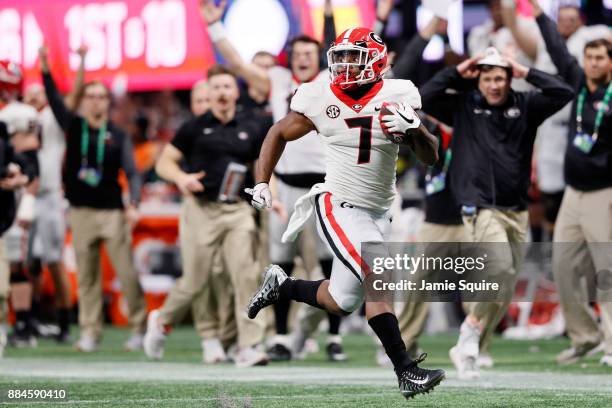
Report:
477,47,510,68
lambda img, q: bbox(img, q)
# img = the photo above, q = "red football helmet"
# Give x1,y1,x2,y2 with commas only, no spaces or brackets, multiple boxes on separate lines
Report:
327,27,388,90
0,60,23,98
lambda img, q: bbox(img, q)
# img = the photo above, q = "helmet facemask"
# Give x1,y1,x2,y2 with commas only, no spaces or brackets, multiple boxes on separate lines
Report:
327,42,386,90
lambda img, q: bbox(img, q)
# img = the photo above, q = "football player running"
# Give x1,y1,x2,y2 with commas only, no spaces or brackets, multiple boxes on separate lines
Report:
246,28,445,399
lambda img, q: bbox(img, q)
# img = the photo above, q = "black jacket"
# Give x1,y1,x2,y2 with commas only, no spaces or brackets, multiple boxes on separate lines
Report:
43,72,141,209
420,67,575,210
536,13,612,191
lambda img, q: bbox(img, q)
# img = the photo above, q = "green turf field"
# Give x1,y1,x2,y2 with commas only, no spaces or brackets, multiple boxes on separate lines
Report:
1,327,610,407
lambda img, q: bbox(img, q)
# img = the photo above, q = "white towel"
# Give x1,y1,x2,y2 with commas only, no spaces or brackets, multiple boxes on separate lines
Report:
281,183,330,243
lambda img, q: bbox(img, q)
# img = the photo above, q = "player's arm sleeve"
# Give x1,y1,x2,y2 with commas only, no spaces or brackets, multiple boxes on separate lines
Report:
392,34,430,80
42,72,77,131
525,68,575,125
169,122,194,157
535,13,582,89
120,131,142,205
420,67,469,125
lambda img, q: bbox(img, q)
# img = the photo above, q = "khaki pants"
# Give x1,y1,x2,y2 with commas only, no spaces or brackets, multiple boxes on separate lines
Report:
159,197,264,348
192,250,237,348
0,237,9,324
69,208,146,340
462,209,528,353
553,186,612,354
398,222,469,349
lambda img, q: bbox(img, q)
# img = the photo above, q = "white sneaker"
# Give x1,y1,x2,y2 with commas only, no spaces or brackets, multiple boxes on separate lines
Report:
124,334,144,351
0,325,7,358
143,310,166,360
75,335,98,352
477,352,494,368
202,338,227,364
600,354,612,366
234,346,269,368
450,321,481,380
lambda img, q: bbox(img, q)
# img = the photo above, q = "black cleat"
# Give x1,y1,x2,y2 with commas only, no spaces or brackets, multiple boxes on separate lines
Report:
326,340,347,362
397,353,445,399
267,343,292,361
247,265,290,319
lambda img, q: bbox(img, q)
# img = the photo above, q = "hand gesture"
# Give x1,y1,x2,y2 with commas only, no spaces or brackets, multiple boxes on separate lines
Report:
200,0,227,25
456,55,482,79
76,45,88,59
176,171,206,195
125,204,140,229
504,54,530,79
527,0,543,16
376,0,394,22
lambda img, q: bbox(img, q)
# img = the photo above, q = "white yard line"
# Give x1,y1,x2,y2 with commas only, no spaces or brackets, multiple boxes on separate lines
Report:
1,359,610,394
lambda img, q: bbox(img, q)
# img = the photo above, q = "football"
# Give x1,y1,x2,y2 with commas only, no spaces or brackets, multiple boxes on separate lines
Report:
378,101,409,144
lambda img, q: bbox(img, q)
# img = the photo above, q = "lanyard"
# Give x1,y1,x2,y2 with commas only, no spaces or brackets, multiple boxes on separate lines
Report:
426,149,452,180
81,120,106,170
576,81,612,141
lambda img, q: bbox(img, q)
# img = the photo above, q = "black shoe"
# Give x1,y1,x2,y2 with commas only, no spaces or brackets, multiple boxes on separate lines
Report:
326,341,347,362
267,343,292,361
247,265,290,319
397,353,445,399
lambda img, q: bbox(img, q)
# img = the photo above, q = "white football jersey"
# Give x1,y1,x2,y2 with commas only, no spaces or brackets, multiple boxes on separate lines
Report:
268,66,328,175
290,79,421,210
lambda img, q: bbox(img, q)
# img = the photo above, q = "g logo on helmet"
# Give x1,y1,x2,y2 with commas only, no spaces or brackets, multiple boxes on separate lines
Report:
369,32,384,45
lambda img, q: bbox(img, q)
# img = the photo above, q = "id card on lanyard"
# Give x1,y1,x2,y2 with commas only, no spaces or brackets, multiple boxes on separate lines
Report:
78,120,106,187
573,82,612,154
425,149,452,196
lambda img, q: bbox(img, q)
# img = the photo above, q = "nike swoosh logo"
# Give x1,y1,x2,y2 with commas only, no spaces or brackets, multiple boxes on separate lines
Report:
411,375,429,385
375,106,381,112
397,110,415,124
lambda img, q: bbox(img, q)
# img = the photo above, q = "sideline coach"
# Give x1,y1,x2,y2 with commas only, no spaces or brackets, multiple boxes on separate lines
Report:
145,65,269,367
420,47,574,379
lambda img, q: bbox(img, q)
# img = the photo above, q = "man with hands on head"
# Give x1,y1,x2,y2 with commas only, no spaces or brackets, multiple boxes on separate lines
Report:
39,45,146,353
420,47,575,379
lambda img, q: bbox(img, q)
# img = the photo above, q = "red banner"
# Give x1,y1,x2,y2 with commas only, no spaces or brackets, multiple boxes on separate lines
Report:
0,0,375,93
0,0,215,92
